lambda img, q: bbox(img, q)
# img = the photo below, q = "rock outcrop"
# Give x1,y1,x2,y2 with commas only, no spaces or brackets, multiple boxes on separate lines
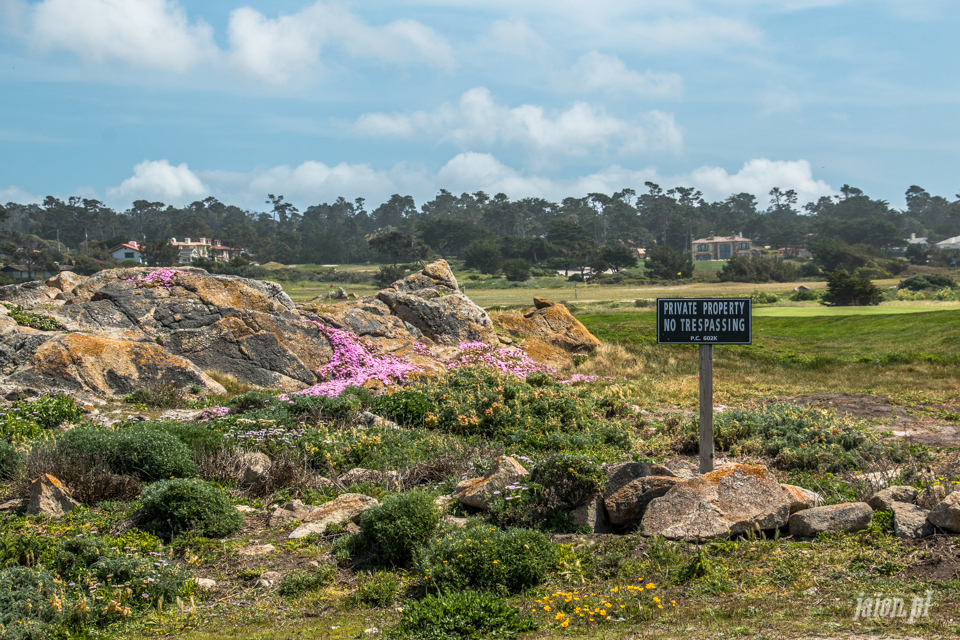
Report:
453,456,529,510
27,474,80,516
0,260,551,399
640,464,791,542
492,297,601,369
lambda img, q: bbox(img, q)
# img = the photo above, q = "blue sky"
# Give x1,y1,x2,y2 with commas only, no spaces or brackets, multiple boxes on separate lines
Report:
1,0,957,212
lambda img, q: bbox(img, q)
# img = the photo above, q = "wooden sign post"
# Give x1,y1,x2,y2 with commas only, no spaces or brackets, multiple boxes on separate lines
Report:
657,298,752,473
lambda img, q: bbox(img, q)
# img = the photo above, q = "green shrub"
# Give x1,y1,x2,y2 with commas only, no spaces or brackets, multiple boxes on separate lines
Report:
2,303,66,331
227,390,278,412
749,290,779,304
373,390,433,427
898,274,957,291
821,269,882,306
138,478,243,539
360,490,442,565
299,424,460,473
789,289,821,302
0,566,69,639
0,440,23,480
277,565,337,596
123,380,187,409
502,258,532,282
389,590,537,640
374,265,407,288
58,425,196,481
419,368,634,462
719,256,797,283
353,570,401,607
675,404,904,473
17,393,84,430
147,421,227,455
416,524,556,593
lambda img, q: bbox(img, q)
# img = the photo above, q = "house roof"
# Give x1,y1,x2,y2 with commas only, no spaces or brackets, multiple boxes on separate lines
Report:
109,243,141,252
1,264,30,272
936,235,960,247
693,235,752,244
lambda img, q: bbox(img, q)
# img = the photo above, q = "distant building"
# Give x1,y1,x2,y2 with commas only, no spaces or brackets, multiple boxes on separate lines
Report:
1,264,57,279
937,235,960,251
109,241,144,264
908,233,929,246
692,235,753,261
780,246,812,259
169,237,247,264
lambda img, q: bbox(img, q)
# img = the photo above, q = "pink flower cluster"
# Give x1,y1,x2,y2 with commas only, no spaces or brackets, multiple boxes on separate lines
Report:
126,268,183,289
448,341,558,378
291,322,423,398
200,406,230,420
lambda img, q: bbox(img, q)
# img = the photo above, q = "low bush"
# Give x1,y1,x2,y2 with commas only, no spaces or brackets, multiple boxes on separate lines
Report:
789,289,821,302
374,265,407,288
277,564,337,596
416,524,556,593
750,290,779,304
719,255,797,283
1,393,84,444
147,421,228,455
0,566,70,639
372,390,433,427
898,274,957,291
821,270,882,306
0,440,23,480
360,490,442,565
2,303,66,331
16,442,143,504
353,571,401,607
673,404,905,473
388,590,537,640
299,425,462,474
418,368,634,462
123,380,187,409
57,425,196,482
138,478,243,540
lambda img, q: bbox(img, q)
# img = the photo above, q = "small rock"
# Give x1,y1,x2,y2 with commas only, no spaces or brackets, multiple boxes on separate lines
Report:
288,493,380,539
661,459,699,479
241,452,272,486
196,578,217,589
259,571,282,587
571,493,614,533
788,502,873,537
928,492,960,533
340,468,400,489
916,484,958,509
27,474,80,516
364,628,380,635
268,499,317,527
803,587,819,596
434,495,454,512
890,502,934,539
235,505,257,513
780,484,823,514
0,498,28,512
453,456,528,510
238,544,276,557
604,476,682,527
868,485,918,511
444,515,468,528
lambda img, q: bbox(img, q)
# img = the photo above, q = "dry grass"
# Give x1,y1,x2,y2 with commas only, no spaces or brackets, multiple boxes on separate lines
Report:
205,371,257,397
13,444,142,504
195,446,327,500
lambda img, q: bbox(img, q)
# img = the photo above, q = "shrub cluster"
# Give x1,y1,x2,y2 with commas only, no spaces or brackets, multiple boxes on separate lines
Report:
139,478,243,539
898,274,957,291
389,590,537,640
674,403,905,472
416,524,556,594
417,368,634,461
359,490,442,565
1,393,84,444
719,256,798,283
821,270,883,306
372,390,432,427
56,425,196,481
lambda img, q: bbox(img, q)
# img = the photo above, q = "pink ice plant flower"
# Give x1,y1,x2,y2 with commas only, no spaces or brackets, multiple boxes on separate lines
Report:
126,268,183,289
289,321,423,398
447,341,558,378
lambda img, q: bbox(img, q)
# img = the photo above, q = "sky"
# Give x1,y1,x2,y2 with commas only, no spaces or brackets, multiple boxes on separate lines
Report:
0,0,957,213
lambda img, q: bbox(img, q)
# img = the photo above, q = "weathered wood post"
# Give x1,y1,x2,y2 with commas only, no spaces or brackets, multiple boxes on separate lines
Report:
699,344,714,473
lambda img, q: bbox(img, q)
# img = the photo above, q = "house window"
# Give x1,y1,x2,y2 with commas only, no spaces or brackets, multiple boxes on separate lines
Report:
739,242,750,250
124,252,135,259
719,244,731,259
697,244,710,252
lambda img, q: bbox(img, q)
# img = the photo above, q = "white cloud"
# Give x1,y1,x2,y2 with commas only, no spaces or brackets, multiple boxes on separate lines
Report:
623,16,763,52
685,158,836,206
479,19,551,57
353,88,683,156
106,160,207,206
0,185,42,205
568,51,682,98
29,0,217,71
759,84,802,116
226,2,455,83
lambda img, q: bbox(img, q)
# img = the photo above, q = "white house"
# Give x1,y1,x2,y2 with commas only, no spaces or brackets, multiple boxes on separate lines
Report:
109,241,144,264
937,235,960,251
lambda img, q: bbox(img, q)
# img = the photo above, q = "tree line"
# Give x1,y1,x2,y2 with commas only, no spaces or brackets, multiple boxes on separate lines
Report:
1,183,958,275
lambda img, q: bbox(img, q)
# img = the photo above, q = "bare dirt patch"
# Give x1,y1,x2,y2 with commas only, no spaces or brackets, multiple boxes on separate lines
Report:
902,535,960,581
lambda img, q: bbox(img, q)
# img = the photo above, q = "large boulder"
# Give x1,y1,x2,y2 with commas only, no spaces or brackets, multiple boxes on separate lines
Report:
602,462,680,527
571,494,613,533
377,260,498,346
916,484,957,510
495,298,601,354
288,493,380,539
928,492,960,532
788,502,873,537
640,464,791,542
46,271,85,293
8,333,226,397
453,456,529,510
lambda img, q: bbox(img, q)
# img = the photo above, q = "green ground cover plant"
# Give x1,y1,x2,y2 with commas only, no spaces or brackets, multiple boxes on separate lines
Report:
1,303,66,331
388,590,537,640
359,490,442,565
